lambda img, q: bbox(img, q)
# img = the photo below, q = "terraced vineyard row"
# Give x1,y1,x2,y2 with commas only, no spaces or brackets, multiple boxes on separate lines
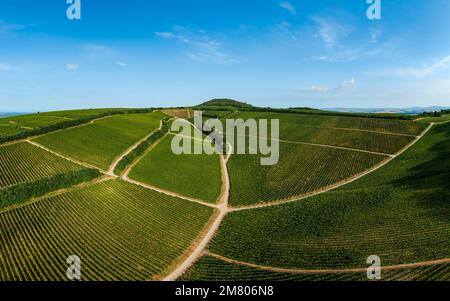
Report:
0,142,84,188
181,255,450,281
227,141,386,206
230,111,428,136
208,123,450,270
0,179,215,281
34,112,165,170
129,135,222,203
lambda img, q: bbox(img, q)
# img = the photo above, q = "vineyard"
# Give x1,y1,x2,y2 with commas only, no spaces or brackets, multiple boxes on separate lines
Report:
33,112,165,170
0,104,447,282
207,123,450,270
0,142,84,188
128,135,222,203
230,111,428,135
0,179,215,281
227,141,386,206
181,255,450,281
0,115,72,136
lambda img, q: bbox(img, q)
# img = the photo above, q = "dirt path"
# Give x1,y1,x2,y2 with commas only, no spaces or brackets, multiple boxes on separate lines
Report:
206,251,450,274
106,120,164,176
123,176,219,209
26,140,106,173
162,123,434,280
229,123,434,212
163,148,231,281
219,131,395,157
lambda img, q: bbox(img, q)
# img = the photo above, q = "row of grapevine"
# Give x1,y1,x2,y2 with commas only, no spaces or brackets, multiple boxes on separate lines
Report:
227,141,386,206
181,255,450,281
0,142,84,188
0,179,214,281
0,108,156,144
113,116,171,175
232,111,427,135
33,112,166,170
208,123,450,272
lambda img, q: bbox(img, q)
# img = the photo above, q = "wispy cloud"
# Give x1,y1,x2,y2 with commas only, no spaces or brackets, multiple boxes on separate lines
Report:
155,27,238,64
66,64,79,71
376,56,450,78
304,78,356,93
0,64,11,71
0,19,24,35
312,16,352,49
115,61,127,67
279,2,296,15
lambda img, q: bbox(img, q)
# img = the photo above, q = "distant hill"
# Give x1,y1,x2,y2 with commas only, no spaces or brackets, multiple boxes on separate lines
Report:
325,106,450,115
198,99,254,109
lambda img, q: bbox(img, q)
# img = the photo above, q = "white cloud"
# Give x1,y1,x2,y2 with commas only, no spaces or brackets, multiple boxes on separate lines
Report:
155,32,175,39
311,16,352,49
279,2,296,15
305,78,356,93
155,27,238,64
66,64,79,71
390,56,450,78
338,77,356,90
115,61,127,67
0,19,24,35
0,64,11,71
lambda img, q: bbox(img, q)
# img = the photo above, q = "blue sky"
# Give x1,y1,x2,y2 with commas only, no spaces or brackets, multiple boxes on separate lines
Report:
1,0,450,111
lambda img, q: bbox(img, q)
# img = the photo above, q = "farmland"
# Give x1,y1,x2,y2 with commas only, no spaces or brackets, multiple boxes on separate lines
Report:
181,255,450,281
228,111,427,135
33,112,165,170
0,142,84,188
0,102,447,282
222,111,424,154
206,122,450,270
227,141,386,206
162,109,194,119
0,179,215,281
128,134,222,203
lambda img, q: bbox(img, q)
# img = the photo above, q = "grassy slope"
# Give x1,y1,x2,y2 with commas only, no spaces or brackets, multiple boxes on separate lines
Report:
228,141,386,206
128,134,222,203
0,142,84,188
209,122,450,269
181,255,450,281
33,112,164,170
0,179,214,281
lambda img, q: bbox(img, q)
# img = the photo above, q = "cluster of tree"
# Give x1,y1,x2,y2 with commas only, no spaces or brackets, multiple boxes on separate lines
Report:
0,169,102,208
418,109,450,118
0,108,154,144
114,117,171,175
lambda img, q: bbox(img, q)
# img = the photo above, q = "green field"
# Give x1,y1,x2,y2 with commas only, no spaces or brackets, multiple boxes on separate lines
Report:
33,112,165,170
0,142,84,188
228,141,386,206
0,115,70,135
0,179,215,281
128,134,222,203
182,255,450,281
228,111,427,135
208,123,450,269
222,112,425,154
418,115,450,123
